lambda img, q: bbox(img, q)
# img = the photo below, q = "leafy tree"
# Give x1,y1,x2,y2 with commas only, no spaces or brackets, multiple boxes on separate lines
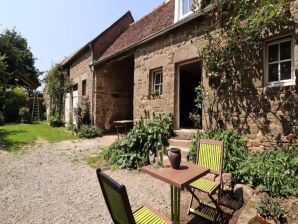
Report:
0,54,8,87
0,29,40,86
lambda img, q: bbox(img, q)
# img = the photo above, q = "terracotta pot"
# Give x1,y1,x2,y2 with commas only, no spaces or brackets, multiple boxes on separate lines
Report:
167,148,181,169
256,214,275,224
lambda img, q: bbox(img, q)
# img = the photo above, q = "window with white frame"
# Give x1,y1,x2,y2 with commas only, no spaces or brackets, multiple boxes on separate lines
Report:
265,37,295,86
150,69,163,96
175,0,194,22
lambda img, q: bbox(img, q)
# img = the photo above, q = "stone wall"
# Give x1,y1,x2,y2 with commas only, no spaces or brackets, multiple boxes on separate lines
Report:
69,49,92,101
133,11,298,149
94,56,134,129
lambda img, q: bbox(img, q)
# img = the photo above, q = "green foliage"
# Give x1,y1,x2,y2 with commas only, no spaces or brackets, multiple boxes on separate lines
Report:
257,196,288,221
45,64,71,125
197,0,293,79
3,87,28,122
235,147,298,197
189,84,204,128
78,125,103,139
0,29,40,86
19,107,30,122
105,113,174,169
48,115,64,127
0,111,4,125
0,54,8,87
74,98,91,129
189,129,248,173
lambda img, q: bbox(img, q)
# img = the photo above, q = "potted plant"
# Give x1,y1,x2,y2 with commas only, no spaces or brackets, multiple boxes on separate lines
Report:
19,107,30,123
256,196,288,224
151,90,161,99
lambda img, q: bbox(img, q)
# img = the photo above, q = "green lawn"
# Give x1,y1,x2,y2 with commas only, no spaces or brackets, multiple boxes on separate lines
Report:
0,121,77,152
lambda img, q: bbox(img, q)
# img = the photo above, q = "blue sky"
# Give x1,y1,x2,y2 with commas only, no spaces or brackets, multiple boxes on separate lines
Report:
0,0,163,74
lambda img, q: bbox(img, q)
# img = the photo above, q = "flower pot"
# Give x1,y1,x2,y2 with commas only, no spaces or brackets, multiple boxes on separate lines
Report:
167,148,181,169
256,214,275,224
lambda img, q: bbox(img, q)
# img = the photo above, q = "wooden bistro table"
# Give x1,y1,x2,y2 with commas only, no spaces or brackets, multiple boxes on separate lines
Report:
141,160,209,224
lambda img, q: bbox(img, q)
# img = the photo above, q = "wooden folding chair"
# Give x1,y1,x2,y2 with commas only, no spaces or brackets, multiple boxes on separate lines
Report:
96,168,171,224
186,139,224,222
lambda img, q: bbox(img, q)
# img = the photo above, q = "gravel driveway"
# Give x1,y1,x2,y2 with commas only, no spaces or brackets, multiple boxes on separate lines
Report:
0,136,194,224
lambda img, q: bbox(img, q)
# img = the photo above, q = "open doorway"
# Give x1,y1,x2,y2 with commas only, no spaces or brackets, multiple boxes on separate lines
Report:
178,60,202,129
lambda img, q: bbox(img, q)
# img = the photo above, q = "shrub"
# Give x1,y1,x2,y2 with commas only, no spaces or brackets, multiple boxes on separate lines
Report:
189,129,248,173
78,125,102,139
235,147,298,197
105,113,174,169
0,111,4,125
3,87,28,122
257,196,288,222
19,107,30,123
48,115,64,127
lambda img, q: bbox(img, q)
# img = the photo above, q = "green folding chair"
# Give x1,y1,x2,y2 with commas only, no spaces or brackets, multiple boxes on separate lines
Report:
96,168,171,224
186,139,224,222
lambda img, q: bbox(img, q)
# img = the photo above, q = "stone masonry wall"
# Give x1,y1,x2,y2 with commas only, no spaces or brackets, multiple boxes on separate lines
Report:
69,49,92,102
134,9,298,149
94,56,134,129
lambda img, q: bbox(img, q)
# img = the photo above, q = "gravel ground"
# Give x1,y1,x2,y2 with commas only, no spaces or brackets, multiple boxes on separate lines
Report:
0,136,194,224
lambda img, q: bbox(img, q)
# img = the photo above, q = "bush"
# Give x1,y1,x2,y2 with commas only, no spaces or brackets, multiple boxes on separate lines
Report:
189,129,248,173
235,147,298,197
3,87,28,122
19,107,30,123
257,196,288,222
48,115,64,127
78,125,102,138
105,113,174,169
0,111,4,125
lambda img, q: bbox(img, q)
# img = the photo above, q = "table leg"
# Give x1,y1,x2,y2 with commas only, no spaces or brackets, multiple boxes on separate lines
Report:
171,185,181,224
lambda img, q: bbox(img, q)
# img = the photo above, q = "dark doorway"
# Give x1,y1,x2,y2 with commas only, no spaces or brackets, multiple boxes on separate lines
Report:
179,61,202,129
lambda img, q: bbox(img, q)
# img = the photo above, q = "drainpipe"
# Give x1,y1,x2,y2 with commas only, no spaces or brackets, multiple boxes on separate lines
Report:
89,43,95,125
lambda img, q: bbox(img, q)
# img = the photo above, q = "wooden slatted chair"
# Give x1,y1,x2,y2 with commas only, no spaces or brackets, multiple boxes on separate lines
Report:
96,168,171,224
186,139,224,222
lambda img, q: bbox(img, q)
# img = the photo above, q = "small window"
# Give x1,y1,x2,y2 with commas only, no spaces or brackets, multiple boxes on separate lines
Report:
150,69,163,96
175,0,194,22
265,37,295,86
182,0,194,15
82,80,86,96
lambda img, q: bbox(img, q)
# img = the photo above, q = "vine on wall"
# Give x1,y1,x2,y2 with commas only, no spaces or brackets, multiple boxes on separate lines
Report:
191,0,294,129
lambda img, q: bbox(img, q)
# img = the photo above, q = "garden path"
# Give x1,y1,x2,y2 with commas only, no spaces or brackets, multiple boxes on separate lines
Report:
0,136,239,224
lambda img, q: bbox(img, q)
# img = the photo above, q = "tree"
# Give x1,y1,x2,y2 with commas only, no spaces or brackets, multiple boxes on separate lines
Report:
0,29,40,86
0,54,8,87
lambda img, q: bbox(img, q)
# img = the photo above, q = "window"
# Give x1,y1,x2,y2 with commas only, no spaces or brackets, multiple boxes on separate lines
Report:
182,0,194,15
175,0,194,22
82,80,86,96
150,69,163,95
265,37,295,86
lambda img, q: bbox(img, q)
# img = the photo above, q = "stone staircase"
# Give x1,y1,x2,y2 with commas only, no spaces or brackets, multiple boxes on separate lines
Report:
166,129,197,161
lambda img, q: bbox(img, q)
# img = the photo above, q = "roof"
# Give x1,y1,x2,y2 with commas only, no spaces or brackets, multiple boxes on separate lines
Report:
10,71,39,89
96,0,175,63
60,11,134,67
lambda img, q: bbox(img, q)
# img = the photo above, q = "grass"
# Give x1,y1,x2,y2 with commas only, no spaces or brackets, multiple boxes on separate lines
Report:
85,147,117,170
0,121,77,152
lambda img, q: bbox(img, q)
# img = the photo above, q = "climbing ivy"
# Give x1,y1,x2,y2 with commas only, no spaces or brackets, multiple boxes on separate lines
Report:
194,0,293,79
45,64,72,126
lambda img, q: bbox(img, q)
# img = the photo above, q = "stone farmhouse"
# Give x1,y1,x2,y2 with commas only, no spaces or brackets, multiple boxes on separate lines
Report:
62,0,298,150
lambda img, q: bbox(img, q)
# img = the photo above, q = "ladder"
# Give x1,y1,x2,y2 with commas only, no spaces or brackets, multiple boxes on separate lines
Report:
31,92,40,122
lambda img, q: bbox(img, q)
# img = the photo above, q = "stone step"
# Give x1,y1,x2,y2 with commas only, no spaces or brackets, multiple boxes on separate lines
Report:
174,129,197,140
168,138,191,149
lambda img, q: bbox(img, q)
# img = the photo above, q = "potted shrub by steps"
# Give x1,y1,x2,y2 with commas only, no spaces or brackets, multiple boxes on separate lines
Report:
256,196,288,224
19,107,30,123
